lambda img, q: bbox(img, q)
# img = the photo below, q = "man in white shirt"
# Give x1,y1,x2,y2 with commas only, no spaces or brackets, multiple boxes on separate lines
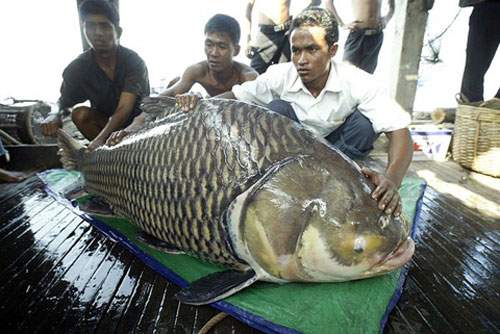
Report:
179,7,412,217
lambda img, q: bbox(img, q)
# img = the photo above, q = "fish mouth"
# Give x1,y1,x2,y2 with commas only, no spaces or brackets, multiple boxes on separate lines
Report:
374,238,415,272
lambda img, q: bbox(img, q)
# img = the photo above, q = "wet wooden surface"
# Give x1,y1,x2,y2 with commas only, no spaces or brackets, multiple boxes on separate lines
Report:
0,159,499,333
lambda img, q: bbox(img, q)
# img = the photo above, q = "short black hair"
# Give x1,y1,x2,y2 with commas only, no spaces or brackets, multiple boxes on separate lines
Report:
204,14,241,45
291,7,339,47
79,0,120,26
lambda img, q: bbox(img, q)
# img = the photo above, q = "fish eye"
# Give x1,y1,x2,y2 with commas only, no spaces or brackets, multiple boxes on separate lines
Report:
353,237,366,253
353,245,364,253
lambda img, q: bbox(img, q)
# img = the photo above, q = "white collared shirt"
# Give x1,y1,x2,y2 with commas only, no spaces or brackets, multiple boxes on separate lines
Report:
232,61,411,137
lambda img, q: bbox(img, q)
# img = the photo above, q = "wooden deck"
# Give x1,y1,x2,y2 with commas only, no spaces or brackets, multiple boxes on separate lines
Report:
0,159,498,333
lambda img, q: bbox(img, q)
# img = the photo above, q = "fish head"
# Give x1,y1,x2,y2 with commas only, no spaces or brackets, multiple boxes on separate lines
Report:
228,154,414,283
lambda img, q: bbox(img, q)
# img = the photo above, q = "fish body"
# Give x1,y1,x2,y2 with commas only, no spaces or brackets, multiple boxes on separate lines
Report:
58,96,414,304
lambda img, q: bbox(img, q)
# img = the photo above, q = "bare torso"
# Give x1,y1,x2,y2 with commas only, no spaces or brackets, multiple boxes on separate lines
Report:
351,0,383,28
254,0,291,25
197,62,257,97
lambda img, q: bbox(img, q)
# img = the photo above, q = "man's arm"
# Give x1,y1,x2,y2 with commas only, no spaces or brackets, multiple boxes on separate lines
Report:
87,92,137,151
362,128,412,216
159,65,201,97
42,71,80,136
323,0,345,27
380,0,395,28
385,128,412,187
105,112,146,147
245,0,255,58
241,67,259,82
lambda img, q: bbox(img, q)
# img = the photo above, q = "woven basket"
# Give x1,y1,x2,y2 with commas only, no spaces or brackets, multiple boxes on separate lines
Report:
452,104,500,177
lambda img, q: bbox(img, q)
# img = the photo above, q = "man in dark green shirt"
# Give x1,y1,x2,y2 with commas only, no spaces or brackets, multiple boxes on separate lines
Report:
41,0,150,150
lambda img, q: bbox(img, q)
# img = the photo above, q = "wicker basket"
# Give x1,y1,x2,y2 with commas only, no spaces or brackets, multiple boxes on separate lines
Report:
452,104,500,177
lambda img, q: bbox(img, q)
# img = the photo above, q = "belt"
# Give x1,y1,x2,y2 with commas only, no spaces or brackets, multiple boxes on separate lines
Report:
363,28,382,36
259,21,291,33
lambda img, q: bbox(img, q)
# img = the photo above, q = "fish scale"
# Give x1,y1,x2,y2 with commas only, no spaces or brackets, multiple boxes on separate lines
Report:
76,97,333,268
57,96,416,304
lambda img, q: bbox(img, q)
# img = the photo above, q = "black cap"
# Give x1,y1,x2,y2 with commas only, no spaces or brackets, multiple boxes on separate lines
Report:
79,0,119,26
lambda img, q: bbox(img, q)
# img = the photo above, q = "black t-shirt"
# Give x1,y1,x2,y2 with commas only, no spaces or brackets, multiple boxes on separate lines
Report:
58,45,150,120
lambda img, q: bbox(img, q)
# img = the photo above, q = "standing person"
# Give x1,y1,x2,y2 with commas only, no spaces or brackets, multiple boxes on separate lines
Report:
244,0,293,74
106,14,257,145
41,0,150,151
457,0,500,109
180,8,413,217
324,0,394,74
245,0,323,74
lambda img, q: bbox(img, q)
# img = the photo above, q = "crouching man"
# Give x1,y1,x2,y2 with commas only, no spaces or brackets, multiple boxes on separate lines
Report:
179,7,413,217
41,0,150,151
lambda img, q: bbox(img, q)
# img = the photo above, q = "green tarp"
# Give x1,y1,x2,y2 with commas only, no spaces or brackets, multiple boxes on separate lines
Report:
40,169,426,334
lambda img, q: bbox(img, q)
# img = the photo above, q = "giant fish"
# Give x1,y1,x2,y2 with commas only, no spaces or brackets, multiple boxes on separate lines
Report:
57,96,415,305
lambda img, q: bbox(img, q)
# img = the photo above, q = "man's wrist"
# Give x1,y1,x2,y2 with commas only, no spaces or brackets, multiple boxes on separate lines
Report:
384,169,403,187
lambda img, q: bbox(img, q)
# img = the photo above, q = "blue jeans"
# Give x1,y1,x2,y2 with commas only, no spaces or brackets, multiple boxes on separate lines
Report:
267,99,378,159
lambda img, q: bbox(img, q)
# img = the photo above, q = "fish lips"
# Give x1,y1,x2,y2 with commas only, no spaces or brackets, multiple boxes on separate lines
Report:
375,237,415,272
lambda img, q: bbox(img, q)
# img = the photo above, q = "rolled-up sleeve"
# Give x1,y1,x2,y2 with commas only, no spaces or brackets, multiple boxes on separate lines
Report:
232,63,287,106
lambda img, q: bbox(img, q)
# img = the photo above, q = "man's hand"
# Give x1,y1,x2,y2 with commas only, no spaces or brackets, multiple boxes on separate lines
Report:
87,137,106,152
378,16,390,30
245,45,254,59
106,130,129,147
175,92,202,112
41,114,63,136
361,167,402,217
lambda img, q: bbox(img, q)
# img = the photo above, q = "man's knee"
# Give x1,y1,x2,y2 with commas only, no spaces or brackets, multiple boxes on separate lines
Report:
71,106,92,126
348,111,376,138
266,100,298,122
329,111,378,159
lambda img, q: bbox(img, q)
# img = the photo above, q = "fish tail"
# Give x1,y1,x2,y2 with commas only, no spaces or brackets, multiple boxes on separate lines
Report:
57,129,84,171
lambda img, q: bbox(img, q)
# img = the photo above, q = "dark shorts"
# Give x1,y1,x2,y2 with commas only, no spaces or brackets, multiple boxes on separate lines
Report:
250,23,291,74
343,29,384,74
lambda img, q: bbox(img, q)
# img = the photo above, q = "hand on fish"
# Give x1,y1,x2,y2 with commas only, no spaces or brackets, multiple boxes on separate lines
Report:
361,167,402,217
175,92,202,112
106,129,129,147
87,137,106,152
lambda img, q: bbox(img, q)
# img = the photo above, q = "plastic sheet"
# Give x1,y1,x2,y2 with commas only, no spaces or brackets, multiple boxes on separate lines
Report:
39,169,426,334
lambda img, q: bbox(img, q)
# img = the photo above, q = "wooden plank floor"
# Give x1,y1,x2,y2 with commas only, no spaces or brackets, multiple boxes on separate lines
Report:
0,160,499,333
0,178,259,334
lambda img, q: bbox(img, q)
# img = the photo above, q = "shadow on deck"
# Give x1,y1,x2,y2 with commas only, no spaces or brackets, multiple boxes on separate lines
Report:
0,158,498,333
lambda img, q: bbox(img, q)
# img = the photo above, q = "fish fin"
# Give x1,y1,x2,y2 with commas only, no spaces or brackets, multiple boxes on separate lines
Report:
78,197,114,217
57,129,85,171
176,269,258,305
66,188,87,201
137,232,185,254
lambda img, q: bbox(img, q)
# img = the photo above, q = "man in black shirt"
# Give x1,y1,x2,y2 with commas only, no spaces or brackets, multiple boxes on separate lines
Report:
41,0,150,151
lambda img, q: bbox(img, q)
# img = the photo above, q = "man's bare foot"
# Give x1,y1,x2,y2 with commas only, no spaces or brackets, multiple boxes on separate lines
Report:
0,168,30,183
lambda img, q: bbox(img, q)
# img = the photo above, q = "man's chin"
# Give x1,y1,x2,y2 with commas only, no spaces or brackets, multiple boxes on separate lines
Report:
91,44,115,53
298,74,311,84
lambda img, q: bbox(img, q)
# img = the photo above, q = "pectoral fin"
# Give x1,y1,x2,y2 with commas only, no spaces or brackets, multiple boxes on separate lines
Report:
176,269,257,305
78,197,114,217
137,231,184,254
